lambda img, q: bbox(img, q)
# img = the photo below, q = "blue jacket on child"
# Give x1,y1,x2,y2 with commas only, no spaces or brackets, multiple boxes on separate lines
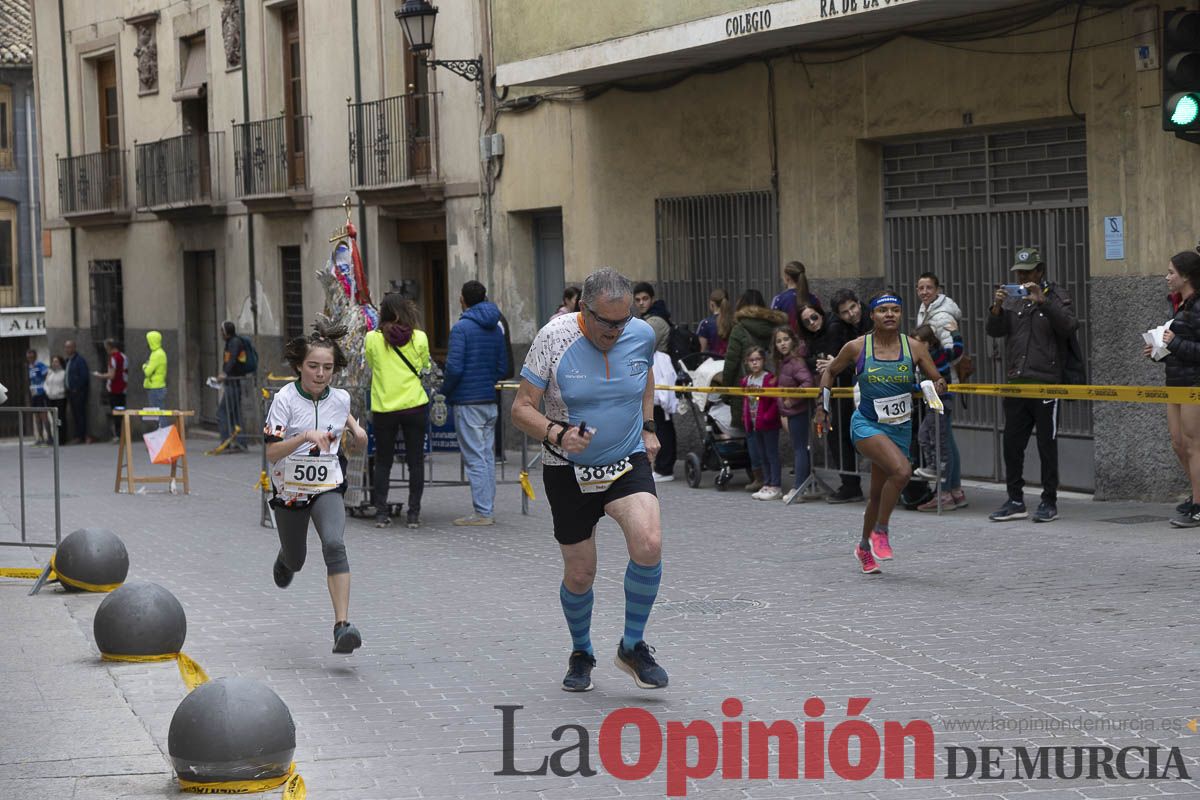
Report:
442,301,509,405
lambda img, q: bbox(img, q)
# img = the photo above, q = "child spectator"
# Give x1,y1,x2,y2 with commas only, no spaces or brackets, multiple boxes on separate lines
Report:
772,327,815,503
740,346,782,500
912,321,966,511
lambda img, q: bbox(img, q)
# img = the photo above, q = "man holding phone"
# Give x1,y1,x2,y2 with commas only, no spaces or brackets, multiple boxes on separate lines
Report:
986,247,1079,524
511,268,668,693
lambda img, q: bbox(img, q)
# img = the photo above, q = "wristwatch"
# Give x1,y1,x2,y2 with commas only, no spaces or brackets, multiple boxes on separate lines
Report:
641,420,657,434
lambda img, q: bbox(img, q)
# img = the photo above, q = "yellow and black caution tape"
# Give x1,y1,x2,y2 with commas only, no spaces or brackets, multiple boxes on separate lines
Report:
0,567,45,580
179,763,305,798
519,471,535,500
101,651,210,691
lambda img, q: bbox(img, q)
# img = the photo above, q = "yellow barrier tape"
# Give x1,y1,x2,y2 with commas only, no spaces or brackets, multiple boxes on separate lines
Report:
179,763,305,798
0,568,48,579
49,553,121,593
256,471,271,492
102,651,211,691
519,470,535,501
652,383,1200,404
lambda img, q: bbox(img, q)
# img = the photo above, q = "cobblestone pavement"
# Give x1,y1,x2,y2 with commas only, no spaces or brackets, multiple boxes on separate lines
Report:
0,438,1198,799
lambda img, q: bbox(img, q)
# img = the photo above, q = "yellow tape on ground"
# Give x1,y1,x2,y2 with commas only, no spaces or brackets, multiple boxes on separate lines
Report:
49,554,121,593
179,763,305,798
0,568,47,579
519,470,535,500
102,652,210,691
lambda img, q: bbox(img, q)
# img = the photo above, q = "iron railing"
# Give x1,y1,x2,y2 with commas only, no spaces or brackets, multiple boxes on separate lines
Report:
233,114,310,197
58,149,126,214
347,93,436,187
135,132,223,209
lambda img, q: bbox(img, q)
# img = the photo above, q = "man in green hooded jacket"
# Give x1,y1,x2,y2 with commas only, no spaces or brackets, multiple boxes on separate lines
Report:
142,330,168,429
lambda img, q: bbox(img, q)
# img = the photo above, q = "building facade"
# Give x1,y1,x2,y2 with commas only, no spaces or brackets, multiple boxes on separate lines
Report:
0,0,44,435
488,0,1195,500
32,0,489,435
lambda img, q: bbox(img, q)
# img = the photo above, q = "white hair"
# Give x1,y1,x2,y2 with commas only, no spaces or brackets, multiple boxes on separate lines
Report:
580,268,633,308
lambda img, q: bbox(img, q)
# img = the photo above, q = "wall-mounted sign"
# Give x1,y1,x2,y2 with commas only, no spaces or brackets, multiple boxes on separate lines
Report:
0,307,46,338
726,9,772,37
820,0,913,20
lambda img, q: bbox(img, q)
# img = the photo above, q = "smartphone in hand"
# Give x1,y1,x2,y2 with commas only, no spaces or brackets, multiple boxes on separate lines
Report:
1000,284,1029,297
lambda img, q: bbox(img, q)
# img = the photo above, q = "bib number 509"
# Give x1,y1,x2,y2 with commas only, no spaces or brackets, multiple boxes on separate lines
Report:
292,463,329,483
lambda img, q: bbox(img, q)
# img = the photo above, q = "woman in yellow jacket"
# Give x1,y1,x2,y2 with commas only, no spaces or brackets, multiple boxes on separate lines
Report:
142,330,168,429
365,294,430,529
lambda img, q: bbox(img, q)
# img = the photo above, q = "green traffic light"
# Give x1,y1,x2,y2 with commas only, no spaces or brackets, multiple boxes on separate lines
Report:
1173,93,1200,127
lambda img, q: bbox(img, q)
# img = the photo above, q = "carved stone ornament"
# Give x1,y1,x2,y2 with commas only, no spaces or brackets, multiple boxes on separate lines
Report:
132,20,158,93
220,0,243,69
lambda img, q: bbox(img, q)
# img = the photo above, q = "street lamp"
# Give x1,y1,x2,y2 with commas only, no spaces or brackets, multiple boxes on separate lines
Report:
395,0,483,87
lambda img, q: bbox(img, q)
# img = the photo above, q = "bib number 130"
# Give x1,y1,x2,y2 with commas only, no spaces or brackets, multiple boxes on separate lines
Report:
874,394,911,425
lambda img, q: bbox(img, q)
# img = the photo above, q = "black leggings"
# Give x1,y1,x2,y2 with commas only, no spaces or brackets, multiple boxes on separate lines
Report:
372,407,428,514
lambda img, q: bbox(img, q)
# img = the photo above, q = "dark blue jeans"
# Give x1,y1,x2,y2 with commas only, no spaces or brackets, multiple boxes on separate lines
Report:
787,414,811,490
746,426,781,487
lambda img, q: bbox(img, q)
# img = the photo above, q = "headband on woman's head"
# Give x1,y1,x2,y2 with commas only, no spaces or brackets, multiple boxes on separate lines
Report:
870,294,903,310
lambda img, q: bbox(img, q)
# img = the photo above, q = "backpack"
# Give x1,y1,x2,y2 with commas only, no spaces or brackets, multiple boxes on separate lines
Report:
237,336,259,375
666,323,699,367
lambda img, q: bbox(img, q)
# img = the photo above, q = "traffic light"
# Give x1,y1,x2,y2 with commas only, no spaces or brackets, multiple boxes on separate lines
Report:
1163,10,1200,137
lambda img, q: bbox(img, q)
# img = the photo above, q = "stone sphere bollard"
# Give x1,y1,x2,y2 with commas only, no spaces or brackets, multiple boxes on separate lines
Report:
93,581,186,656
168,678,296,784
54,528,129,592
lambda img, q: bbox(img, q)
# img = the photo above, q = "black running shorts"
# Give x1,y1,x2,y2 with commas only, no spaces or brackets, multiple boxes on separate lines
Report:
543,452,656,545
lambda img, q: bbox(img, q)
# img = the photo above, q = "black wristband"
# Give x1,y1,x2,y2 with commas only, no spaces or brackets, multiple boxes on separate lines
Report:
555,424,567,447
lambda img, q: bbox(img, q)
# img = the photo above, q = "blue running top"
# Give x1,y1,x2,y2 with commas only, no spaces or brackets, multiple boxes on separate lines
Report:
521,313,655,466
855,334,917,424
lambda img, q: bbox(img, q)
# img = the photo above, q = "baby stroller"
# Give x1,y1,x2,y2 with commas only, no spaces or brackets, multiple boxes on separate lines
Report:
675,352,752,490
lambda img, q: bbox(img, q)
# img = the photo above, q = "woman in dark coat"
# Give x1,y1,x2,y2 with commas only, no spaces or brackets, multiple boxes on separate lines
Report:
720,289,787,491
1153,250,1200,528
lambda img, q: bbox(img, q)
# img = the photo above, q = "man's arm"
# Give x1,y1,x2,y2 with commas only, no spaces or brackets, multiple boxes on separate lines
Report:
511,379,592,454
642,368,660,462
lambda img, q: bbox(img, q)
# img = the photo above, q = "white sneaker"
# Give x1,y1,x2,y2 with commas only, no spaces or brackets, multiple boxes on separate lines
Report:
782,488,799,504
755,486,782,501
913,466,938,480
652,472,675,483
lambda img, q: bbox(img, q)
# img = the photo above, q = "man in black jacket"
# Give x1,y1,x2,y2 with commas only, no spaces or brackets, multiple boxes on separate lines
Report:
985,247,1078,524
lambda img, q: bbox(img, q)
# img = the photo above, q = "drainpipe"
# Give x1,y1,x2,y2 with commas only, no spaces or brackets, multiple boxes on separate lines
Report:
57,0,78,328
350,0,368,273
764,58,780,271
239,0,258,336
26,90,39,307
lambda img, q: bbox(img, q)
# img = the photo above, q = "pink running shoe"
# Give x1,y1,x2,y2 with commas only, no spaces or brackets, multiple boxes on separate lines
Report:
854,544,882,574
869,528,894,561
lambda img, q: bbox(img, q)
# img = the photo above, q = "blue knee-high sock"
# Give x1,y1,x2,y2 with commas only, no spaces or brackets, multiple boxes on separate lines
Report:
623,560,662,650
559,583,594,655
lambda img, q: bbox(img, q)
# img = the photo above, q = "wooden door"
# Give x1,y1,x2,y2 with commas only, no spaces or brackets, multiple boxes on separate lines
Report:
97,56,121,205
282,8,305,187
404,42,431,175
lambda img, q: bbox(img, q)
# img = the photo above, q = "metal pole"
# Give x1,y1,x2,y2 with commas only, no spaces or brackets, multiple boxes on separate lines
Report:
520,431,529,516
18,410,26,542
52,407,61,545
935,403,942,515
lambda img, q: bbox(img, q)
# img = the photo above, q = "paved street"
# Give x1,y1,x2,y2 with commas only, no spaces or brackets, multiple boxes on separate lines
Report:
1,437,1198,799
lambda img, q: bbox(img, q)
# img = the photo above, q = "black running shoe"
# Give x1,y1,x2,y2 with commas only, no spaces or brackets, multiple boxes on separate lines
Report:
333,621,362,654
1178,496,1194,515
1032,501,1058,523
272,555,293,589
826,484,865,504
406,510,420,529
615,640,668,689
562,650,596,692
989,499,1028,522
1171,504,1200,528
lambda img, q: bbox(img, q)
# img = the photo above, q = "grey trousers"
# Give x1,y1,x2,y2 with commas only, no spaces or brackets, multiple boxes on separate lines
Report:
273,491,350,575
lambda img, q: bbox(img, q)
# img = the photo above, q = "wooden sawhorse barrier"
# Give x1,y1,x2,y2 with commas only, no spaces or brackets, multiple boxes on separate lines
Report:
114,409,196,495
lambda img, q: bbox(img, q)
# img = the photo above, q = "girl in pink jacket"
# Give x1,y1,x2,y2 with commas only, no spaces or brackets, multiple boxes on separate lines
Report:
740,346,782,500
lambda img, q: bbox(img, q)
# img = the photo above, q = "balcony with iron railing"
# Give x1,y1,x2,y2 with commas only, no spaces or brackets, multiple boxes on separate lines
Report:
233,114,312,212
347,93,441,207
135,132,223,214
58,149,129,223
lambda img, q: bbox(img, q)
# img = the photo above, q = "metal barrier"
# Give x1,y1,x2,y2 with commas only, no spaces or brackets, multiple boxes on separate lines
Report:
0,406,62,549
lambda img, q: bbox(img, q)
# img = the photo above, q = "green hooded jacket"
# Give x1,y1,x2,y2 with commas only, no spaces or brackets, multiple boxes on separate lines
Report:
721,305,788,430
143,331,167,389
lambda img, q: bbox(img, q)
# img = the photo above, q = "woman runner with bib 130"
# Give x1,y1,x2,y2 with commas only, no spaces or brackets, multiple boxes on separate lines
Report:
264,320,368,653
814,293,946,575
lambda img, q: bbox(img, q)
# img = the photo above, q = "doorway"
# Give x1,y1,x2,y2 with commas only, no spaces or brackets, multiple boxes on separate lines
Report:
534,211,564,324
183,251,220,426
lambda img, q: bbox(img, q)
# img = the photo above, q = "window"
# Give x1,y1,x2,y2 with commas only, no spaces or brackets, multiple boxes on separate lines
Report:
280,246,303,341
0,85,13,170
88,260,124,364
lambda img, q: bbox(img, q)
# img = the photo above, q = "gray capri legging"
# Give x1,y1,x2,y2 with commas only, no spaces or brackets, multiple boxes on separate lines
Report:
273,491,350,575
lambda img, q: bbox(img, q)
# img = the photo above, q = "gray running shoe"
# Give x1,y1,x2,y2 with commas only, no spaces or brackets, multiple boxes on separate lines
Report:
333,621,362,654
988,499,1027,522
615,640,668,689
562,650,596,692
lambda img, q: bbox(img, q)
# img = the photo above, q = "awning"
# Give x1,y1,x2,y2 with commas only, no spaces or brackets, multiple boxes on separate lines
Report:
172,39,208,101
496,0,1056,88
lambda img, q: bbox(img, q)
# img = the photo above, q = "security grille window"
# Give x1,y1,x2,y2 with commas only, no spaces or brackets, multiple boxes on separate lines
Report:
281,246,304,341
88,260,124,363
655,191,778,328
882,123,1091,452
